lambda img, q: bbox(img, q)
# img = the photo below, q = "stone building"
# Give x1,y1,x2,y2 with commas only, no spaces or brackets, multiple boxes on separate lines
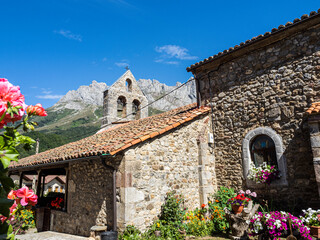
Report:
9,103,214,236
101,70,148,129
187,10,320,208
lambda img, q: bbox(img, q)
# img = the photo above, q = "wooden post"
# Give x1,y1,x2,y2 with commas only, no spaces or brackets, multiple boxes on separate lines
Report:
19,172,23,188
36,171,42,197
64,167,69,212
41,175,45,197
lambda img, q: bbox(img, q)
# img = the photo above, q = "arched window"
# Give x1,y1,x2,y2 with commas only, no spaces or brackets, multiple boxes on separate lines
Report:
242,127,287,186
250,135,278,167
126,79,132,92
117,96,126,118
132,99,140,120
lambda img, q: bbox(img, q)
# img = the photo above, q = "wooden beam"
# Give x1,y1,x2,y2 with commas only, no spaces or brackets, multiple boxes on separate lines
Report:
36,170,42,197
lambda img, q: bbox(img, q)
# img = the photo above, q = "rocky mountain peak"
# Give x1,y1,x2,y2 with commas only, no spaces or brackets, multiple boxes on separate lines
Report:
53,81,107,110
51,78,196,112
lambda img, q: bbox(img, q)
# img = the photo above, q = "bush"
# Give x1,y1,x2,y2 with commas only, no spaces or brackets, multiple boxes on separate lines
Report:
158,191,186,226
118,225,141,240
207,186,235,233
11,209,36,235
209,186,235,210
183,208,215,236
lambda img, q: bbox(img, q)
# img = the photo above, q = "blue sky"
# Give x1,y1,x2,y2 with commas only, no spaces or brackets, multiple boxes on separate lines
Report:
1,0,319,108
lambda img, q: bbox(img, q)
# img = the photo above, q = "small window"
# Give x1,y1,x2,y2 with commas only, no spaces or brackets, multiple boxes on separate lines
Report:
126,79,132,92
132,100,141,120
117,96,127,118
250,135,278,167
242,127,288,186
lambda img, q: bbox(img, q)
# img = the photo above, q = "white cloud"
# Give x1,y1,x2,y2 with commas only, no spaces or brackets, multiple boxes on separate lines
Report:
115,62,129,68
102,57,107,62
36,95,64,100
155,45,197,60
155,59,179,65
54,29,82,42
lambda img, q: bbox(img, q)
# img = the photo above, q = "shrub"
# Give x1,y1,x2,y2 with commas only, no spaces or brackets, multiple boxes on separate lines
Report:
209,186,235,210
158,191,186,226
118,225,141,240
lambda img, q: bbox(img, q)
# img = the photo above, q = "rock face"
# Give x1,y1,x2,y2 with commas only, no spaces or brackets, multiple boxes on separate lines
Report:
52,78,196,112
138,78,196,111
53,80,108,110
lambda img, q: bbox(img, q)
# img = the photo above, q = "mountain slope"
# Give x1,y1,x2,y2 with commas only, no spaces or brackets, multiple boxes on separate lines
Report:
19,78,196,158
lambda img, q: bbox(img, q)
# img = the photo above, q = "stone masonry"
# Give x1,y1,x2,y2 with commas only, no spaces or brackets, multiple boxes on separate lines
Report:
116,115,216,231
101,70,148,129
50,159,115,236
191,17,320,208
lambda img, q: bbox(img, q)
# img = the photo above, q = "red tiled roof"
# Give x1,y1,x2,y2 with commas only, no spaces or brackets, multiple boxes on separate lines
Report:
306,102,320,114
10,103,210,169
187,9,320,72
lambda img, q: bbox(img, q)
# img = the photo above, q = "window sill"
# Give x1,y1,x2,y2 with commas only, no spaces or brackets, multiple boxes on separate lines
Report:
245,177,288,189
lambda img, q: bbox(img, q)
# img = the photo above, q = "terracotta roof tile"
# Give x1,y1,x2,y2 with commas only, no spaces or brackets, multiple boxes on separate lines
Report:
187,9,320,71
10,103,210,169
306,102,320,114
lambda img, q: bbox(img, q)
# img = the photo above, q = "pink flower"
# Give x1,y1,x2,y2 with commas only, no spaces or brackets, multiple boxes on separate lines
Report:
0,78,26,128
251,192,257,197
239,190,245,194
27,103,47,117
245,189,251,195
7,189,16,200
0,215,7,224
15,186,38,206
9,202,17,214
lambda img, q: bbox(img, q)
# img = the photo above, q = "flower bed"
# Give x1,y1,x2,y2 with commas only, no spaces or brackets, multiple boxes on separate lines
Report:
249,211,311,240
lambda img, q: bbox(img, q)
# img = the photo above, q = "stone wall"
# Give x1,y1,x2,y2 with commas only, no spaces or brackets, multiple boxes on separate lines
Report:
117,115,217,230
102,70,148,129
51,159,114,236
194,23,320,208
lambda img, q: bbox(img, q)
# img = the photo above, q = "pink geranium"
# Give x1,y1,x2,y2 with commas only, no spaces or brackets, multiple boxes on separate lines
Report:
0,78,26,128
15,186,38,206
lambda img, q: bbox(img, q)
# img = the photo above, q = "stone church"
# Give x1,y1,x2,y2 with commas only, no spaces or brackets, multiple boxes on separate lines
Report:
8,8,320,237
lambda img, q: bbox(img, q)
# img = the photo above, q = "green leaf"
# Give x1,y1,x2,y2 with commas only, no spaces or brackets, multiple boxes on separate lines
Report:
0,149,19,168
0,173,14,193
0,197,13,217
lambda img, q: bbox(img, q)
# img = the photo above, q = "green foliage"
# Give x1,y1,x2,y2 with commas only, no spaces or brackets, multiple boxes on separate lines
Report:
144,221,184,240
206,186,236,233
184,217,215,236
209,186,235,210
159,191,186,225
11,209,36,235
118,225,141,240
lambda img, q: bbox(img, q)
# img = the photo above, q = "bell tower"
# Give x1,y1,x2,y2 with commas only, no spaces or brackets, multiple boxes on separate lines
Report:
101,70,148,129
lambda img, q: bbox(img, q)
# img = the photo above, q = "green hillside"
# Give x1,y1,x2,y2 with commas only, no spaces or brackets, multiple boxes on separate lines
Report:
17,105,164,159
18,106,103,158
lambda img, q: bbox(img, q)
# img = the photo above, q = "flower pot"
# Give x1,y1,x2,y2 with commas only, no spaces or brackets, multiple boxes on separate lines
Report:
232,205,244,214
310,226,320,238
